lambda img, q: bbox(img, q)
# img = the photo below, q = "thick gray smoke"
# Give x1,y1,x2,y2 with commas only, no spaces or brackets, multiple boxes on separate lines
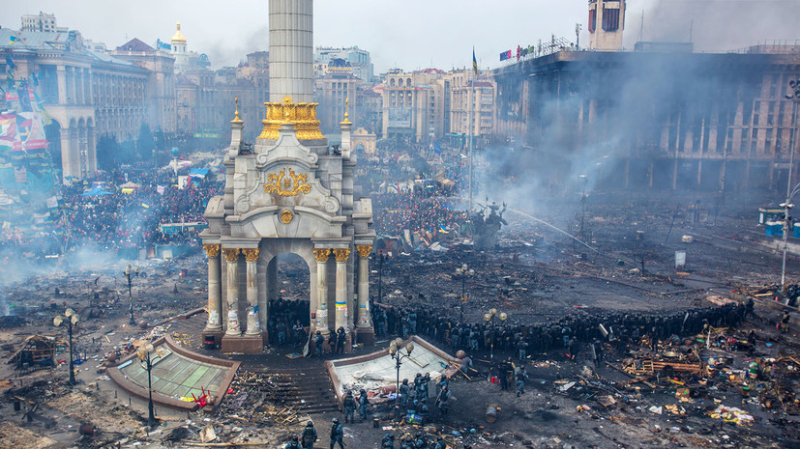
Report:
626,0,800,52
478,48,768,221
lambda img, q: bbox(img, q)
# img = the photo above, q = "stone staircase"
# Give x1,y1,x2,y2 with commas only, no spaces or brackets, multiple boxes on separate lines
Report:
252,365,340,415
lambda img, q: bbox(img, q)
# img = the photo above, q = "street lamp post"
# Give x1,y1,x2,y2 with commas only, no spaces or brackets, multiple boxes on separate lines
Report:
53,308,79,385
455,263,474,322
483,308,508,360
388,338,414,421
781,78,800,293
124,264,135,325
579,175,588,242
137,342,166,428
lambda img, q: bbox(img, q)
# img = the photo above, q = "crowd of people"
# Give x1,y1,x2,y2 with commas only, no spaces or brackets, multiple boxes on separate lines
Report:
371,194,468,238
371,299,753,366
0,167,220,258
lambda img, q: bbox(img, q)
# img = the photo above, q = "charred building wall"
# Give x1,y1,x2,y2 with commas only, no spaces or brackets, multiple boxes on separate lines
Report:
492,49,800,193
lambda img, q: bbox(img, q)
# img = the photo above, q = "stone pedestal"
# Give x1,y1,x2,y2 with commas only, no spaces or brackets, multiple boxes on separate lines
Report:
221,334,265,354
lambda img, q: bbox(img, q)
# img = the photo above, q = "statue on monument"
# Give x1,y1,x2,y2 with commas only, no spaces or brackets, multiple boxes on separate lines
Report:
471,202,508,248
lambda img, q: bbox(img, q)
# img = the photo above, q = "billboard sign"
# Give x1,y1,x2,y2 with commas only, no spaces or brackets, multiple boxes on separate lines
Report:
388,107,412,128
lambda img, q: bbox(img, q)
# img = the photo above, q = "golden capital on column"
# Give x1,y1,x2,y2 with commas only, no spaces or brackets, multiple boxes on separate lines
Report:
203,244,221,258
242,248,260,262
333,248,351,263
356,245,372,258
313,248,331,262
223,248,241,262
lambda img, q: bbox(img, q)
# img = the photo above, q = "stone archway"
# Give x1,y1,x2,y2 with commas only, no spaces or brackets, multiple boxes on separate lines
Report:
201,98,375,354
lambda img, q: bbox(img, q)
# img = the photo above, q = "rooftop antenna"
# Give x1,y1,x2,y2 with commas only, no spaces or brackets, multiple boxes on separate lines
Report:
575,23,582,49
639,10,644,42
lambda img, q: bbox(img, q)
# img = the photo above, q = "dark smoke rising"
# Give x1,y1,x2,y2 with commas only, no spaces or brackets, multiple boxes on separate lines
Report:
626,0,800,52
479,49,767,222
203,26,268,69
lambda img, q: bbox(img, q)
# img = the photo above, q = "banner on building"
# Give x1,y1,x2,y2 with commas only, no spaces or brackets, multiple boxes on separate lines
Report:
499,50,512,61
387,107,412,128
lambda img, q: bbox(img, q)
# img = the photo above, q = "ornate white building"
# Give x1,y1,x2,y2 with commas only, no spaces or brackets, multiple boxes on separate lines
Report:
200,0,375,354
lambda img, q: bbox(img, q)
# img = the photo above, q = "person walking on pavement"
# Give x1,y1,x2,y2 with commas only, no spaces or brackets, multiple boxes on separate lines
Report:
286,435,302,449
301,421,318,449
329,418,344,449
358,389,370,421
515,365,528,397
342,390,356,423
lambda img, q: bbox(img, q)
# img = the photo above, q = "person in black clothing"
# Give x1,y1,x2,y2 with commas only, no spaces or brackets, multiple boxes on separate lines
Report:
330,418,344,449
343,391,356,423
314,331,325,358
328,331,336,354
336,327,347,354
301,421,318,449
285,435,301,449
498,358,512,391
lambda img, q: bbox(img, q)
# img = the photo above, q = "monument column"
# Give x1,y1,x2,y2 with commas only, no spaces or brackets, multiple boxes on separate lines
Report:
333,248,350,333
356,245,372,329
203,244,222,332
243,248,261,336
223,248,241,335
313,248,331,335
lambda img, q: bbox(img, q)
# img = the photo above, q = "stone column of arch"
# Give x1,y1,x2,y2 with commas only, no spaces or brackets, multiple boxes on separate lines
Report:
242,248,261,337
333,248,351,333
356,245,372,329
313,248,331,335
223,248,241,335
203,244,222,332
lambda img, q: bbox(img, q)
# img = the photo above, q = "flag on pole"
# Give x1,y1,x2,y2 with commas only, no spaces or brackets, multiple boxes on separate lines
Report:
472,47,478,76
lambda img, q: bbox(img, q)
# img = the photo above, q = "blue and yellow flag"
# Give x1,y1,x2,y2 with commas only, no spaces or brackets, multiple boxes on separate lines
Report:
472,48,478,76
9,35,20,45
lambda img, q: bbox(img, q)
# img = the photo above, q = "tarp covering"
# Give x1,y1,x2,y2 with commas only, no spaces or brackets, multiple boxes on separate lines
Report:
81,187,112,197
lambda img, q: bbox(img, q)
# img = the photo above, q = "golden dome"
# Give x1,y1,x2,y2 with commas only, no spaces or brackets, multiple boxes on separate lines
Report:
171,22,187,45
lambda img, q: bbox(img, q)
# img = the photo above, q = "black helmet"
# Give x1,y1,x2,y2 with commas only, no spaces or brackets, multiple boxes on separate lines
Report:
332,417,339,423
306,421,314,427
292,435,299,442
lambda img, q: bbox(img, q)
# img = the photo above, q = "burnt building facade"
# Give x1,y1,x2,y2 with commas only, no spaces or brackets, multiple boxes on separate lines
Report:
492,47,800,193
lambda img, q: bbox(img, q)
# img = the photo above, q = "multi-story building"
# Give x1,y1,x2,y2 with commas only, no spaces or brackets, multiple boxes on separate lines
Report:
0,27,165,180
588,0,626,51
355,87,382,138
378,69,445,143
20,11,60,33
492,44,800,192
112,38,177,136
315,46,373,82
315,58,361,136
444,69,496,139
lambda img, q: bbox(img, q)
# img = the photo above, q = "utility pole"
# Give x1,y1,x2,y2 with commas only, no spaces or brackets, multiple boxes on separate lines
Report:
781,78,800,293
468,75,475,215
575,23,582,50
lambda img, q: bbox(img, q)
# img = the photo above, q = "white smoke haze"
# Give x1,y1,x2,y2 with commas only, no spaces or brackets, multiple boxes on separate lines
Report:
625,0,800,52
